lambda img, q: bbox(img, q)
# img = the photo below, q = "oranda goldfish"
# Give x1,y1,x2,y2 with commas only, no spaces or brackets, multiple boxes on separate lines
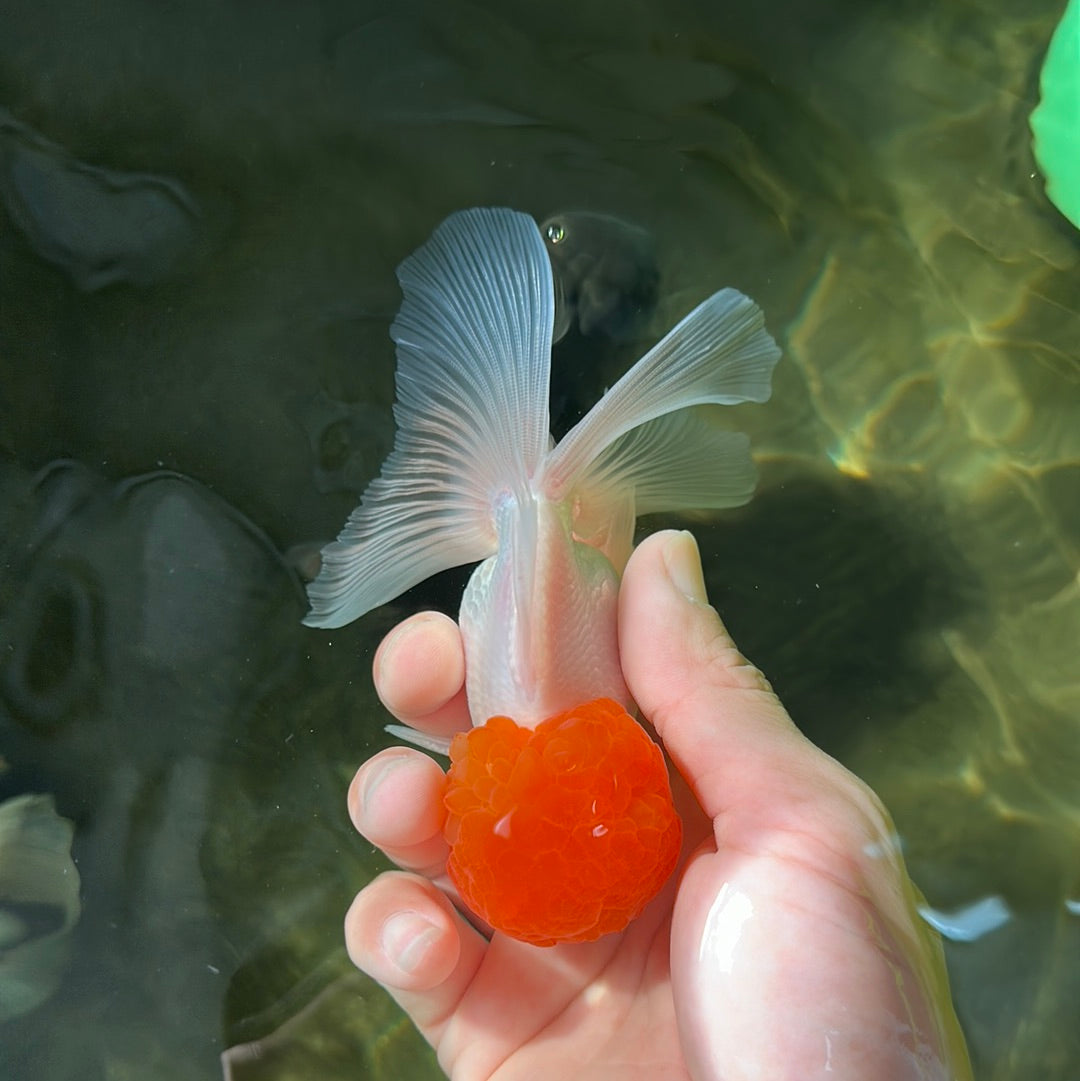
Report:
305,207,779,945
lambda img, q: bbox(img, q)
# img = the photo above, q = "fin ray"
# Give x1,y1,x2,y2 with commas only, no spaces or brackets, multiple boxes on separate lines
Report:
569,411,757,571
542,289,779,498
305,208,555,628
578,410,757,515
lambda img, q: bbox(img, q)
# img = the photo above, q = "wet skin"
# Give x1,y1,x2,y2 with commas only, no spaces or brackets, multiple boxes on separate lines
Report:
345,531,973,1081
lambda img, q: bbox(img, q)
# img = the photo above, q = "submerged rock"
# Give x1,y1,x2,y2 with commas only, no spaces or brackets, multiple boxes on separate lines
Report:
0,794,80,1022
0,460,304,756
0,108,200,290
298,390,395,496
0,459,306,1077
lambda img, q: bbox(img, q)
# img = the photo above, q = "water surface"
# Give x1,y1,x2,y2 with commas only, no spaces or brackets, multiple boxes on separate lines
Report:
1,1,1078,1078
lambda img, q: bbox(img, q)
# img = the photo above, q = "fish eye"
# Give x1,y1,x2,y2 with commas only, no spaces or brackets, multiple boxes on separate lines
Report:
545,222,565,245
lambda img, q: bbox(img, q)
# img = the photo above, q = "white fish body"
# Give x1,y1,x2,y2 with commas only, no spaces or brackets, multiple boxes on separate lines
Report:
305,208,780,734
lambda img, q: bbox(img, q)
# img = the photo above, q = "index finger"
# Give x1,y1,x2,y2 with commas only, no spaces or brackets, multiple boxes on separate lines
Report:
374,611,471,740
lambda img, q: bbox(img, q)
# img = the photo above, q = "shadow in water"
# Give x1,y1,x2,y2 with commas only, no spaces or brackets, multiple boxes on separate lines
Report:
681,461,982,758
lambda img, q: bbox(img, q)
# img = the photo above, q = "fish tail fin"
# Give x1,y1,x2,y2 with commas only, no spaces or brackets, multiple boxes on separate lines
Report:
305,208,555,628
541,289,780,567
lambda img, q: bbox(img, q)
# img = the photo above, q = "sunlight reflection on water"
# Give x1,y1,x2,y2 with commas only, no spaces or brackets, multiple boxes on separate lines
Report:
1,0,1077,1078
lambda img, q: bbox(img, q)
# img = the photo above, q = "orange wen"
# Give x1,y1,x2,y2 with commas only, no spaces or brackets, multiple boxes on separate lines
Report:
443,697,682,947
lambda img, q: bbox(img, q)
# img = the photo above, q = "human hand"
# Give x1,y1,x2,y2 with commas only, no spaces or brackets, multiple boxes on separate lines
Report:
344,530,973,1081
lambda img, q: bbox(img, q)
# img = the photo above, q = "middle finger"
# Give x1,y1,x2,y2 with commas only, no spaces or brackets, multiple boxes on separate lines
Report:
349,747,450,875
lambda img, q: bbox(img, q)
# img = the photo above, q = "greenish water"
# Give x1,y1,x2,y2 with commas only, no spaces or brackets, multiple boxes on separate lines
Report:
1,1,1077,1079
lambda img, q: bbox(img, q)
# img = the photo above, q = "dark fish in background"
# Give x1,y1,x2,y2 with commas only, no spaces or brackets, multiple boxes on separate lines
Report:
540,211,660,342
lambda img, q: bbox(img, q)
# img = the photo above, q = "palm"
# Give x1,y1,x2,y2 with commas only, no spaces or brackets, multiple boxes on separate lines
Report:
442,911,685,1081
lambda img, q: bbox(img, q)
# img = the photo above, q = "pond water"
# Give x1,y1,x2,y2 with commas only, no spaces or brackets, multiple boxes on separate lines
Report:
1,1,1078,1078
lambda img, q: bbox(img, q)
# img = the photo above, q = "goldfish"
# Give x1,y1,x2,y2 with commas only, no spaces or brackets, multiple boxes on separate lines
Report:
305,207,779,945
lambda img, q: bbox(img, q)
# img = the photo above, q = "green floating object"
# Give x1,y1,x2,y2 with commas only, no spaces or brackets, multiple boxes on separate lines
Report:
1031,0,1080,230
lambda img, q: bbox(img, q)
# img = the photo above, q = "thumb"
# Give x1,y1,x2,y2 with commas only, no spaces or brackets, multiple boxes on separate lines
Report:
622,533,974,1081
618,530,835,825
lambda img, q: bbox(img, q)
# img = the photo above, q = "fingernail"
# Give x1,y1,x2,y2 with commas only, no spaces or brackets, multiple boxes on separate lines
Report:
380,911,442,974
361,756,405,819
373,619,413,684
663,531,709,605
